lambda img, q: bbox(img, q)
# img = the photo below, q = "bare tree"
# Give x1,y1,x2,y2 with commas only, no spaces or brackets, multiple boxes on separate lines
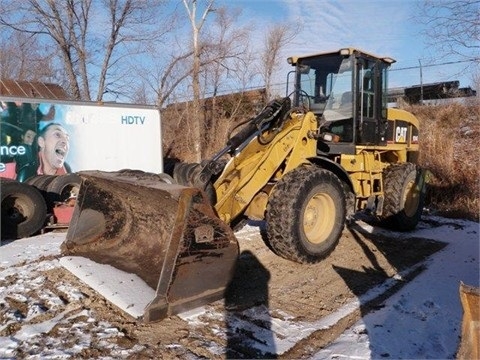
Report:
199,6,254,157
201,7,249,96
150,3,259,161
0,30,55,81
155,51,195,107
182,1,268,160
0,0,167,101
260,23,299,100
418,0,479,67
182,0,215,161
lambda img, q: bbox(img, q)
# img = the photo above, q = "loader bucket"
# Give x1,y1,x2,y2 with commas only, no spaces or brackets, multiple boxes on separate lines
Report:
61,170,239,322
458,282,480,359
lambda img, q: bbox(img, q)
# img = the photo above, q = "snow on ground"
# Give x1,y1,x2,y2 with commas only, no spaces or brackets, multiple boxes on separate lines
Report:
0,232,64,267
0,234,140,359
0,216,478,359
314,217,479,359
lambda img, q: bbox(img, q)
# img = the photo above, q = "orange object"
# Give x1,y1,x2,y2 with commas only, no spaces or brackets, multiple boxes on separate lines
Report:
53,204,74,224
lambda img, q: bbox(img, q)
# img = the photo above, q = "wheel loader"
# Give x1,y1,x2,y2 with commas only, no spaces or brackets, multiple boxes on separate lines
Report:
61,48,425,322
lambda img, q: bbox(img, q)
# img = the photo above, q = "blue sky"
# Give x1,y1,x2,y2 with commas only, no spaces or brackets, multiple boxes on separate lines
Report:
216,0,477,90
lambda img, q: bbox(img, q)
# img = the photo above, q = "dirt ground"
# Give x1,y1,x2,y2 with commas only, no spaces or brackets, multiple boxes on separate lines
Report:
1,219,446,359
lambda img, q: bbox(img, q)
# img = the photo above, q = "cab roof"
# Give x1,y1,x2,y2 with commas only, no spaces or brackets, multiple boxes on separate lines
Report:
287,48,396,66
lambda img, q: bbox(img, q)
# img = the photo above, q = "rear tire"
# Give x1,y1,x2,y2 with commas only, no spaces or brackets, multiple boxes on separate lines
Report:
380,162,424,231
26,175,56,190
1,180,47,239
266,166,346,263
46,174,82,203
173,162,216,204
157,173,175,184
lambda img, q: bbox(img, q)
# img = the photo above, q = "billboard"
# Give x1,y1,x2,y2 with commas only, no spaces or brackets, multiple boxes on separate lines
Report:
0,98,163,182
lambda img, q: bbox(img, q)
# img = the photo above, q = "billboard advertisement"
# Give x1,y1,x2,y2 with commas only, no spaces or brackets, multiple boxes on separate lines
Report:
0,98,163,182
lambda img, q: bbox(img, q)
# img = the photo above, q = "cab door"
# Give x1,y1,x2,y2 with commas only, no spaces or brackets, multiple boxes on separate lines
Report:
355,57,387,145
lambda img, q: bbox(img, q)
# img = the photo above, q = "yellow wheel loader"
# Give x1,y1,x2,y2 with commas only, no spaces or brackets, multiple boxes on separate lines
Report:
61,48,425,322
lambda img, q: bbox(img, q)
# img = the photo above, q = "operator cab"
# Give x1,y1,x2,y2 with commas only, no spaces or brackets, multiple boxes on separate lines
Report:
287,48,395,155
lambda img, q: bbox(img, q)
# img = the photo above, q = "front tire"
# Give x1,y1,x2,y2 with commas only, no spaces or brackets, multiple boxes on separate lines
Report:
266,166,346,263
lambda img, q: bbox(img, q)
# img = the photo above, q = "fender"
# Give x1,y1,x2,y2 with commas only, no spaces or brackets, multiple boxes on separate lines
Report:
307,156,355,195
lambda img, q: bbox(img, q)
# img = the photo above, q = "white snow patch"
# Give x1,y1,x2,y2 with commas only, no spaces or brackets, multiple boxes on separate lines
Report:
59,256,156,319
0,232,65,268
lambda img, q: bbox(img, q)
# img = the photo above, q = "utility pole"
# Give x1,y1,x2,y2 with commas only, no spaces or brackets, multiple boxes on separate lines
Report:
418,59,424,105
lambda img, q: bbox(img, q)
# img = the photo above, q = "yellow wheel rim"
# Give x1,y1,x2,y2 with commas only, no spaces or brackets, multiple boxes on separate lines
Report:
303,192,336,244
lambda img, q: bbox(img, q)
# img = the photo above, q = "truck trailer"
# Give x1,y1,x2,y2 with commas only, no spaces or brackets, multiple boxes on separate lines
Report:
1,96,163,239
